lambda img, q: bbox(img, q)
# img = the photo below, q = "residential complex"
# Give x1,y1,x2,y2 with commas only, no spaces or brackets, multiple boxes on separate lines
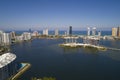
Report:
0,53,19,80
55,29,59,36
87,27,90,36
43,29,48,36
92,27,96,36
112,26,120,37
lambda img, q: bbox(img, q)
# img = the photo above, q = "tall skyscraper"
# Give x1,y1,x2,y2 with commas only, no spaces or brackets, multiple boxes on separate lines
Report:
69,26,72,36
112,27,118,37
98,31,101,36
64,31,67,36
0,30,4,45
22,32,31,40
92,27,96,36
117,26,120,37
29,28,32,33
43,29,48,36
55,29,59,36
87,27,90,36
10,31,16,39
2,33,11,45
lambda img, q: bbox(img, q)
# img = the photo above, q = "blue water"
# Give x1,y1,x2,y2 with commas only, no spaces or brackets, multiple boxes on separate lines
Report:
10,33,120,80
18,63,26,70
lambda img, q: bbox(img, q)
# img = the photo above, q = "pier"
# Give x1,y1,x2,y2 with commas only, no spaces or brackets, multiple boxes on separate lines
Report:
9,63,31,80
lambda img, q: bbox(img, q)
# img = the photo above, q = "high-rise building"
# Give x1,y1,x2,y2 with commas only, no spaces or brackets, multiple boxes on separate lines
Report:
117,26,120,37
2,33,11,45
43,29,48,36
67,30,69,36
10,31,16,39
92,27,96,36
55,29,59,36
112,27,118,37
0,35,2,45
87,27,90,36
0,53,19,80
10,31,16,43
22,32,31,40
64,31,67,36
98,31,101,36
69,26,72,36
0,30,4,45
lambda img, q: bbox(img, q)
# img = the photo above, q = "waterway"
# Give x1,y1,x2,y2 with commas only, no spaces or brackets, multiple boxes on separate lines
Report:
10,38,120,80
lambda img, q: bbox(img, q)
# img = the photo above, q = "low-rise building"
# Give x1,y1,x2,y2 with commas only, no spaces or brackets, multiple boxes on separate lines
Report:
32,31,39,37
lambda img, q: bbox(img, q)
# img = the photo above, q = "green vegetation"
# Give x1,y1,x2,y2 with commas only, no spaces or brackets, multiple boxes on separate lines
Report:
31,77,56,80
0,46,10,54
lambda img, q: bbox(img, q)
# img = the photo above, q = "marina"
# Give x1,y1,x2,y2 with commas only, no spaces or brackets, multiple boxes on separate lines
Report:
59,36,106,51
59,43,107,51
59,36,120,51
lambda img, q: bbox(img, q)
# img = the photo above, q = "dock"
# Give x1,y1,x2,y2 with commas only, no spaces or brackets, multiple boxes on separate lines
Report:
9,63,31,80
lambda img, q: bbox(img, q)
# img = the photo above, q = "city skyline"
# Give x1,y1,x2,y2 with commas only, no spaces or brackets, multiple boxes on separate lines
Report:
0,0,120,31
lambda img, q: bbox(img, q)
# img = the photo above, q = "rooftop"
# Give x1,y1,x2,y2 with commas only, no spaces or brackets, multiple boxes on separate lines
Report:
0,53,16,68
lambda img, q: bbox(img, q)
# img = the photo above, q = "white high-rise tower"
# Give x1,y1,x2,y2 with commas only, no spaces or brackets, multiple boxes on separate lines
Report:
87,27,90,36
92,27,96,36
55,29,59,36
2,33,11,45
43,29,48,36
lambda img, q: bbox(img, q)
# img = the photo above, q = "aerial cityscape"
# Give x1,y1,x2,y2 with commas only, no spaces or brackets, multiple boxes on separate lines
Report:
0,0,120,80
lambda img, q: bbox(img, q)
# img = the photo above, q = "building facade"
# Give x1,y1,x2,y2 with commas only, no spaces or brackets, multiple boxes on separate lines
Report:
22,32,31,40
10,31,16,43
69,26,72,36
32,31,39,37
112,27,118,37
117,26,120,37
87,27,90,36
92,27,96,36
0,53,21,80
55,29,59,36
2,33,11,45
43,29,48,36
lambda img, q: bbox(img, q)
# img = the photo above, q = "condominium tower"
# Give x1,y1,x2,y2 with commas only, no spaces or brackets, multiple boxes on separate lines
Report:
92,27,96,36
69,26,72,36
87,27,90,36
112,27,118,37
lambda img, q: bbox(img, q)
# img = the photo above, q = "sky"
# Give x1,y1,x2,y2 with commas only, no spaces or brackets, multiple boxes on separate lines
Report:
0,0,120,31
